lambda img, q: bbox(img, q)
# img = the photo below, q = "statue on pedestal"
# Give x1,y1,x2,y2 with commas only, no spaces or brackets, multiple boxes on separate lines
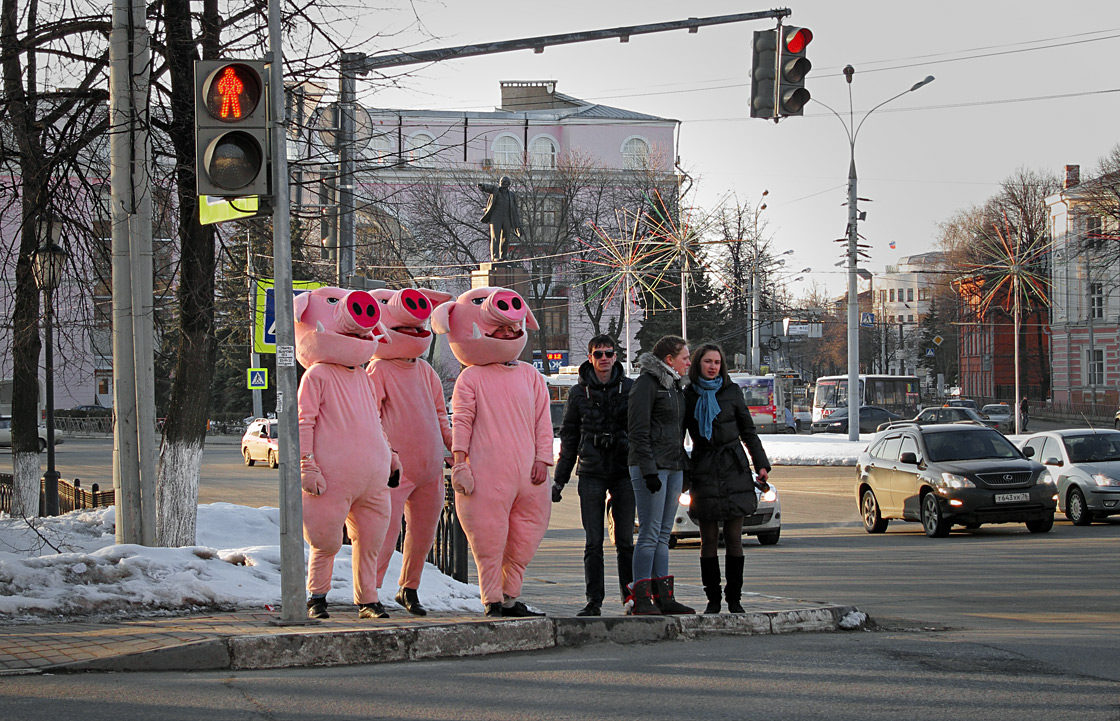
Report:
479,176,522,262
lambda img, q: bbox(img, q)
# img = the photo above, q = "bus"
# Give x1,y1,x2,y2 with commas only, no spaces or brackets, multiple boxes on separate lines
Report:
544,368,581,436
812,374,921,422
729,374,794,434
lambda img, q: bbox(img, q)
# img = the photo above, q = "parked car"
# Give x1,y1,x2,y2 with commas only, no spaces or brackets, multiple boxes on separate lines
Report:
241,418,279,468
607,478,782,547
1020,429,1120,525
0,416,63,452
70,405,113,416
886,406,1000,431
980,403,1015,433
855,423,1056,537
810,405,902,434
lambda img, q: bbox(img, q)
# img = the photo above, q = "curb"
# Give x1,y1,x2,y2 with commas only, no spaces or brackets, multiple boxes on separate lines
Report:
50,605,867,674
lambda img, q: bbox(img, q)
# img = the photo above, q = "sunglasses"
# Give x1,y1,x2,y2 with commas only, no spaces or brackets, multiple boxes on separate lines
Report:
592,350,616,359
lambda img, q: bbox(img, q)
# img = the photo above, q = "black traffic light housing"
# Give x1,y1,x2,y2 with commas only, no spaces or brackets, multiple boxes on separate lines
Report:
750,29,778,119
777,26,813,117
194,60,270,197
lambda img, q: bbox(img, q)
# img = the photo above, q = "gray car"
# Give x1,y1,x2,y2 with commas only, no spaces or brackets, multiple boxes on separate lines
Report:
980,403,1014,433
856,423,1056,537
1020,430,1120,525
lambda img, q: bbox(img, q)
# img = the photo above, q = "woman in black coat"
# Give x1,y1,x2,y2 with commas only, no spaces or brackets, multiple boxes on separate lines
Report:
684,343,771,614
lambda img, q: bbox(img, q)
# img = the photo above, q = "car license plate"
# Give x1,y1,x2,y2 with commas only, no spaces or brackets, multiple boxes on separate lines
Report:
994,492,1030,503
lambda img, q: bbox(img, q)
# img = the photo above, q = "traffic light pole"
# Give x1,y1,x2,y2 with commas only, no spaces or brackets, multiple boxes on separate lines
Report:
335,9,792,275
268,0,310,625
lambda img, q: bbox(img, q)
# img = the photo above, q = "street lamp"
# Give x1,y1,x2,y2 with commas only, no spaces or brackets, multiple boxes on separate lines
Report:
748,191,768,371
32,220,69,516
814,67,934,441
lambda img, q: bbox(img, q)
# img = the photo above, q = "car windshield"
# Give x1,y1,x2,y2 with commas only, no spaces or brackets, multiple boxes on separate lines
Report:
925,430,1022,462
1063,434,1120,463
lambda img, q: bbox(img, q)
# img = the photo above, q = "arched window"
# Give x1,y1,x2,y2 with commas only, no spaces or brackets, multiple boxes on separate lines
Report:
493,134,523,168
369,132,392,167
621,136,650,169
407,132,436,168
529,136,558,169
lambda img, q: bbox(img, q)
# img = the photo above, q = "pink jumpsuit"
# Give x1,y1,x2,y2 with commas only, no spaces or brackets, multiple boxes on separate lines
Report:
451,361,554,605
299,363,393,605
369,358,452,590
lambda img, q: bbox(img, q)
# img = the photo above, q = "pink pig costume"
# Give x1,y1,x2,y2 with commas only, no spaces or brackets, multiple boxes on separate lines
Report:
295,286,399,620
431,287,554,617
367,287,454,616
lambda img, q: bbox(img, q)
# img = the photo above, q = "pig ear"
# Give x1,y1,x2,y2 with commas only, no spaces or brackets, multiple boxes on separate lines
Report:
523,305,540,331
293,291,312,322
430,300,454,335
419,289,453,307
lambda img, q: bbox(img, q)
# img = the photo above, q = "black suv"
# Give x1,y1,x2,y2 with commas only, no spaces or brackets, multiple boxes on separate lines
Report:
856,423,1057,537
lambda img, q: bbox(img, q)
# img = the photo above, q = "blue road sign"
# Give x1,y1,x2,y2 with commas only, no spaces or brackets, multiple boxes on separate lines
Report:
860,312,875,328
925,348,936,358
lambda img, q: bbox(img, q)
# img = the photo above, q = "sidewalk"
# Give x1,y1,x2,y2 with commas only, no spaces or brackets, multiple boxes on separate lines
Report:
0,529,867,674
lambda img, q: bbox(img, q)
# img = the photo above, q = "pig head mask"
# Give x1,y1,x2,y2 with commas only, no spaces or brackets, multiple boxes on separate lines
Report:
293,286,390,368
371,288,453,361
431,287,538,366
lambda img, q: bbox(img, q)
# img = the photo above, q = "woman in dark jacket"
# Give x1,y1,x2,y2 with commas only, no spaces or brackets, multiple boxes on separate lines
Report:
627,335,695,616
684,343,771,614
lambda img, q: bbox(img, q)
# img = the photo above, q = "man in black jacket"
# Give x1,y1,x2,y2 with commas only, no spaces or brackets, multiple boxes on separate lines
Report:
552,335,634,616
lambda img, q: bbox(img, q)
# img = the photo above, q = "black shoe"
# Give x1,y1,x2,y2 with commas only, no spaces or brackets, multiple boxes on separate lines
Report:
726,599,745,614
395,586,428,617
484,602,504,618
576,602,601,617
306,597,329,619
502,601,545,617
358,602,389,619
703,600,721,615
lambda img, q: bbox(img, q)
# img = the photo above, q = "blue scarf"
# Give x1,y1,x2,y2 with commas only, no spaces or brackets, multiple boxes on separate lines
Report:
692,376,723,440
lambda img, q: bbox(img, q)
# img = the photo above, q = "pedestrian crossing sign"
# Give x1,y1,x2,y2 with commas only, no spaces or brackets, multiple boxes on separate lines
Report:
247,368,268,390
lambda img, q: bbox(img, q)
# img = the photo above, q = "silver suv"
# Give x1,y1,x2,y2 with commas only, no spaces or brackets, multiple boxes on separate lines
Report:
856,423,1056,537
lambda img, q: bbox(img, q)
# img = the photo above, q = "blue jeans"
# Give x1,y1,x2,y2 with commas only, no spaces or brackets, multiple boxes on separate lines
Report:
629,466,683,583
578,474,634,605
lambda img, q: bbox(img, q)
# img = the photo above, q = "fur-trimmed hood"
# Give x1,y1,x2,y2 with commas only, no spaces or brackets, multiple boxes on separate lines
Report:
636,352,685,390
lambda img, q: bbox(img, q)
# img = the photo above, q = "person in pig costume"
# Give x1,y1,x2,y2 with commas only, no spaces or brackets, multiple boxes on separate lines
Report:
295,286,400,620
431,286,554,617
366,287,454,616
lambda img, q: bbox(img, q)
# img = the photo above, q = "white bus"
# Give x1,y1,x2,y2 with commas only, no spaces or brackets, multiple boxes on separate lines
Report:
812,374,921,422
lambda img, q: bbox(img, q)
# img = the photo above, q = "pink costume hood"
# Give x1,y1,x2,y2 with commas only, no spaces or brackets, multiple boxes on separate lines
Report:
431,286,539,366
370,288,453,361
293,286,390,368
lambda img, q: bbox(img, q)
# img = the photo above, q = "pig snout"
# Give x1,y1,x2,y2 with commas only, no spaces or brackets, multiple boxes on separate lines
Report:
389,288,432,323
480,290,527,327
336,290,381,333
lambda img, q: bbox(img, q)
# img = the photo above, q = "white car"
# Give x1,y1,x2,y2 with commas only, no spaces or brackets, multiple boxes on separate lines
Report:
669,480,782,546
0,416,63,452
1020,429,1120,525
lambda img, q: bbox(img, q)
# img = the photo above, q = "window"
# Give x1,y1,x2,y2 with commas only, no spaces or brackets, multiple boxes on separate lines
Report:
918,287,930,301
897,288,905,301
370,132,392,167
1086,215,1103,250
493,135,523,168
889,289,895,302
621,136,650,169
908,314,914,323
407,132,436,167
899,436,919,463
1089,282,1104,319
907,288,914,302
1087,348,1104,386
528,136,557,169
880,290,887,304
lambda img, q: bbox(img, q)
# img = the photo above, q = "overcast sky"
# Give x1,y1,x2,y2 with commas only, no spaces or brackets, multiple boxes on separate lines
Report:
350,0,1119,299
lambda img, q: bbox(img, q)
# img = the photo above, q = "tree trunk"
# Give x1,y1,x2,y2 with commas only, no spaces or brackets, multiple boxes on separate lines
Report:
154,0,216,546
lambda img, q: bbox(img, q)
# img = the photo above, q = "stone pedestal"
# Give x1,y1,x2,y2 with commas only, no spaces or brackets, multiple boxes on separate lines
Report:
471,262,535,363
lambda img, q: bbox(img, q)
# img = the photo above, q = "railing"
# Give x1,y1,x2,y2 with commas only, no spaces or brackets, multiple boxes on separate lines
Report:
0,473,115,515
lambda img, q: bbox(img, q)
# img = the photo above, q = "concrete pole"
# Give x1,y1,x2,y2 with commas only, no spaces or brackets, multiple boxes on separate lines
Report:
269,0,309,625
337,55,358,287
751,265,760,372
846,153,861,442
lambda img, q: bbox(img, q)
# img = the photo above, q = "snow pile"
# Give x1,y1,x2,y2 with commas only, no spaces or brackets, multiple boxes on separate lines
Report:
0,503,479,624
839,610,869,630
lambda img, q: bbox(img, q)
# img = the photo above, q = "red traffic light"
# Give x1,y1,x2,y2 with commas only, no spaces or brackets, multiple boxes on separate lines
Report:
784,27,813,54
202,63,263,122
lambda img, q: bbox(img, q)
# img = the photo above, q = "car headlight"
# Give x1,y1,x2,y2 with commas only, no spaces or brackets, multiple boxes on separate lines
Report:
1037,473,1056,485
760,487,777,503
829,422,843,427
935,472,975,490
1091,473,1120,487
679,491,691,506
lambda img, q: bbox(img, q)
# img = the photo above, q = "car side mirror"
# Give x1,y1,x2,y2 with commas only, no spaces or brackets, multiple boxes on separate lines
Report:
1022,446,1035,457
1043,457,1063,467
900,451,918,465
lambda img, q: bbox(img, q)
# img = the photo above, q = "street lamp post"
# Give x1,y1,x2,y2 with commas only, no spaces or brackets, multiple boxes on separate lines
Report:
749,190,768,372
33,222,69,516
814,67,934,441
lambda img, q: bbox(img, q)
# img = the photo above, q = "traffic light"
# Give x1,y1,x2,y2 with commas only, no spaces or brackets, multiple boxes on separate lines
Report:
194,60,270,197
777,26,813,116
749,29,778,119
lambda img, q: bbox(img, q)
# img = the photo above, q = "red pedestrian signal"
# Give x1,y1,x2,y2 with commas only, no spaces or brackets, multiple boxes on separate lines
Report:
194,60,270,197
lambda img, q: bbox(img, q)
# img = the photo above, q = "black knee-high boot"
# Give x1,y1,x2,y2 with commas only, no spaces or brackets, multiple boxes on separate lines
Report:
700,556,721,614
725,555,745,614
